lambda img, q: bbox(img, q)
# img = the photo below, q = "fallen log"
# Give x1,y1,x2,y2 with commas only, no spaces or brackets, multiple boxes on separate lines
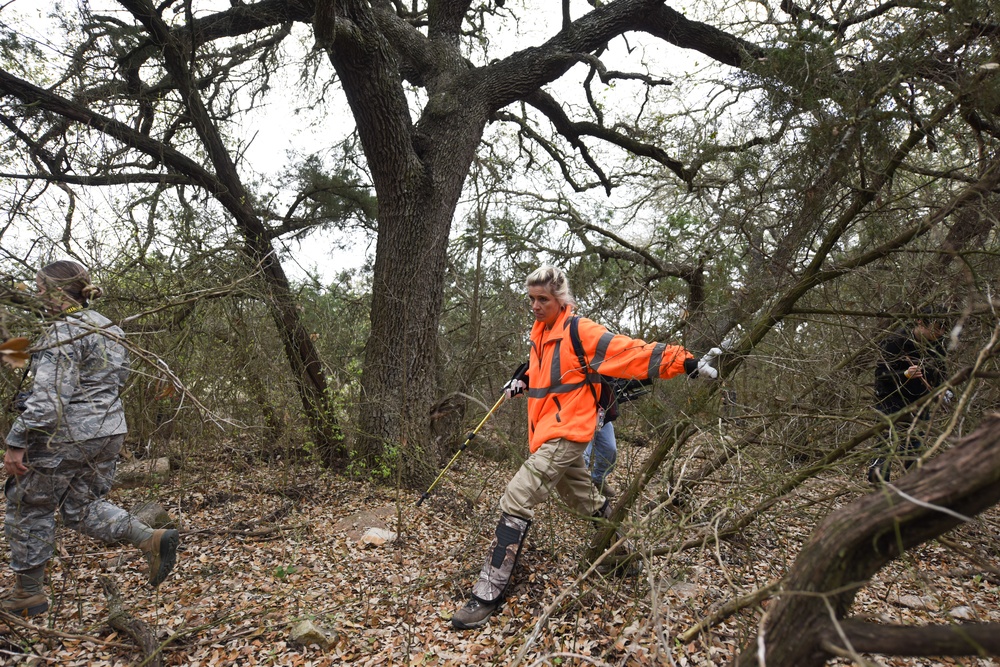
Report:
736,414,1000,666
98,576,162,667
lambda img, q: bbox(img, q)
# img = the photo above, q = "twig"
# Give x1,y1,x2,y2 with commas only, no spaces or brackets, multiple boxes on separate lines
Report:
678,580,781,643
0,609,129,647
118,275,260,326
0,648,63,663
526,652,605,667
509,535,631,667
182,522,310,537
937,536,1000,582
924,321,1000,459
939,568,1000,586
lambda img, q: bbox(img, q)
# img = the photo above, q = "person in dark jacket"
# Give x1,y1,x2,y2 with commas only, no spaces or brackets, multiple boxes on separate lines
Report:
868,311,948,485
2,261,179,618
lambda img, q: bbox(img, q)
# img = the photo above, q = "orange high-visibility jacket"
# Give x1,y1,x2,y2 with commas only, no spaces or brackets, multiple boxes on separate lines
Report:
526,307,693,453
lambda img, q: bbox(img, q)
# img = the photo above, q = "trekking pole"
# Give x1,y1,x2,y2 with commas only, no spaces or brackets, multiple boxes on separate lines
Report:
416,393,507,507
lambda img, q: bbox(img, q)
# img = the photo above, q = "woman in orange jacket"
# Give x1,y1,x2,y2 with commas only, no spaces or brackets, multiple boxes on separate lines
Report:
451,265,719,629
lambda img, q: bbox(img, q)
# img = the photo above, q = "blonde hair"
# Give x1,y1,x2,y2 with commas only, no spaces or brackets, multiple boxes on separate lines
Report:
526,265,574,307
37,260,103,306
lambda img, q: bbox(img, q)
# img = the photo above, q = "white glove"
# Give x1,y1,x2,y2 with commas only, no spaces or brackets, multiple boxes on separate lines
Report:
504,378,527,399
696,348,722,380
942,389,954,405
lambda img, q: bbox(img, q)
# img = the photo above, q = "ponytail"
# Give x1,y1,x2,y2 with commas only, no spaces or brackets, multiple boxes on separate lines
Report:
37,260,102,307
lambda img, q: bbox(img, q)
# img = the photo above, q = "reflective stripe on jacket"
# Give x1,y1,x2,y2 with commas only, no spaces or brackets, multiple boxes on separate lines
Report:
526,307,692,453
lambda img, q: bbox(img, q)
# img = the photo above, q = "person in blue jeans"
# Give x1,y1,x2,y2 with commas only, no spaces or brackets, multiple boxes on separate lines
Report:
585,420,618,496
583,378,652,498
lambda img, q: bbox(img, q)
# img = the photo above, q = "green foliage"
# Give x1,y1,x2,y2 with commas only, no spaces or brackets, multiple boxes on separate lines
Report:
345,443,398,481
263,155,378,242
272,564,295,579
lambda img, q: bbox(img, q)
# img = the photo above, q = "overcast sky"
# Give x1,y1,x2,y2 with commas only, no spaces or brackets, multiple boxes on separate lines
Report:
2,1,713,285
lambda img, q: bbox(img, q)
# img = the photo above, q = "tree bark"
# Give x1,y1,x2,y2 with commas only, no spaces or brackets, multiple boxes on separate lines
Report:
821,620,1000,657
313,0,491,481
736,414,1000,667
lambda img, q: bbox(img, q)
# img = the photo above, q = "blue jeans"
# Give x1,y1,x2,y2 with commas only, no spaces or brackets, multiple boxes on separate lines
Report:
583,421,616,485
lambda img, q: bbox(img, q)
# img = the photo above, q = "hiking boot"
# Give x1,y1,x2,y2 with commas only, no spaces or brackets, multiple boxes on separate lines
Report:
1,588,48,618
2,565,48,618
139,528,179,586
595,478,618,499
451,598,499,629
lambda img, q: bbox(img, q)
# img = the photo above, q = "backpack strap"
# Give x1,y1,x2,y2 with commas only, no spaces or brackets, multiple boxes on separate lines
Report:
569,316,597,401
569,316,612,415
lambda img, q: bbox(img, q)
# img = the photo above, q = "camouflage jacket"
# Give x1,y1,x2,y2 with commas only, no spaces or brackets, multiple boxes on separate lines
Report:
6,309,129,449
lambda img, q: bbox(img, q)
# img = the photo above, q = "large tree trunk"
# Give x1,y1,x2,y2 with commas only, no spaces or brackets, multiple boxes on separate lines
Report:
317,0,489,483
736,414,1000,667
354,117,486,482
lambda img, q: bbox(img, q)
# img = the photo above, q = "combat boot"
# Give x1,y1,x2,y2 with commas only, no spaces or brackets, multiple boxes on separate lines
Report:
1,565,48,618
138,528,180,586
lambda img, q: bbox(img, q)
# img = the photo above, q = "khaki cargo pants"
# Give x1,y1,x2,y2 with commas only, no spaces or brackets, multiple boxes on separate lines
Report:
499,437,605,520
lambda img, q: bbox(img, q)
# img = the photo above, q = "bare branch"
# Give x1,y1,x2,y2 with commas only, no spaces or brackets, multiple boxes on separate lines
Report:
524,88,693,186
822,620,1000,656
779,0,903,36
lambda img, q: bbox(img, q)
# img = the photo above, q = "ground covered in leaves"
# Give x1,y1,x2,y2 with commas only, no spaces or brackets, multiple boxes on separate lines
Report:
1,428,999,666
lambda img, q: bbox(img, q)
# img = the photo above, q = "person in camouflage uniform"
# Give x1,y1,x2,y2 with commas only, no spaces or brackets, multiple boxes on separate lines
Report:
2,261,179,618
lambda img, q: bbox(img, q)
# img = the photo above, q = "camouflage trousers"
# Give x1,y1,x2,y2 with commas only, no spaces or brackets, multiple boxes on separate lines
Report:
5,434,132,572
